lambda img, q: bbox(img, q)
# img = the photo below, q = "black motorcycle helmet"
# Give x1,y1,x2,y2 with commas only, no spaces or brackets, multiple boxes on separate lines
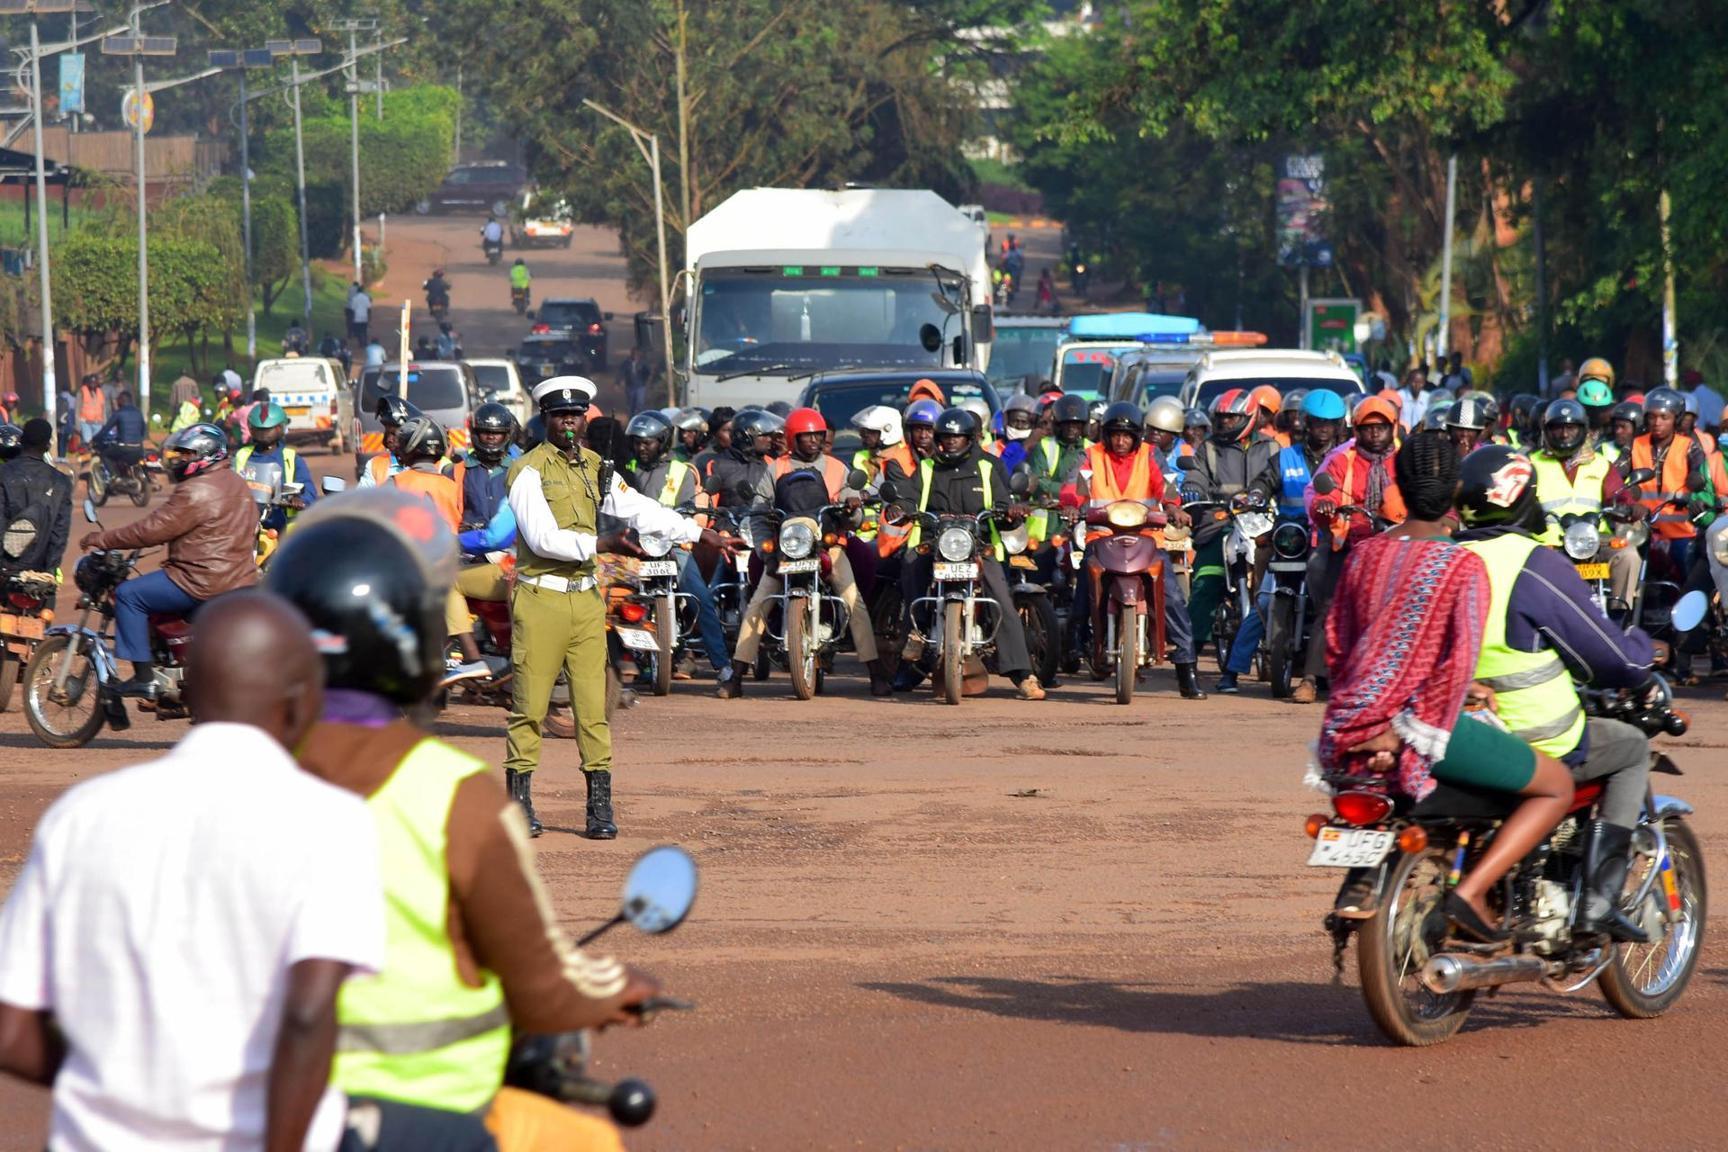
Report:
1052,394,1090,428
1542,398,1589,455
625,410,674,455
1609,399,1643,429
265,491,456,705
396,415,447,465
933,406,981,464
520,413,546,450
1457,444,1541,532
0,423,20,462
470,401,516,467
374,393,420,428
161,422,231,482
1099,401,1144,448
1643,387,1687,418
1509,393,1541,430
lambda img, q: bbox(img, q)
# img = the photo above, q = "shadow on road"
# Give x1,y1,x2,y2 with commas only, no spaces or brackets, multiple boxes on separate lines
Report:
0,732,175,753
861,973,1602,1045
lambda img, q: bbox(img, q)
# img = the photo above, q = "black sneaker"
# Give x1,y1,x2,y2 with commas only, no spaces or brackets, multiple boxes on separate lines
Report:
1215,672,1240,695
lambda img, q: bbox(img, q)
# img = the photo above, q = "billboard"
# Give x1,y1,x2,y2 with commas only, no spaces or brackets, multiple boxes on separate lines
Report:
1277,154,1331,269
59,53,84,115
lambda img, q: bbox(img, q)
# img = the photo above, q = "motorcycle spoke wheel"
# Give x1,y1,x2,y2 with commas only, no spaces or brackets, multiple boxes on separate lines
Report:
939,600,964,705
1600,820,1707,1018
1357,848,1475,1046
23,635,106,749
1114,605,1137,705
652,595,675,697
1267,596,1296,698
787,600,817,701
871,586,904,679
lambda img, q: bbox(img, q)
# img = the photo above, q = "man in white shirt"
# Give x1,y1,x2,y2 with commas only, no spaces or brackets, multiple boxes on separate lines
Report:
1685,369,1725,433
1393,366,1431,429
0,594,493,1152
364,337,387,370
481,216,504,247
348,285,372,346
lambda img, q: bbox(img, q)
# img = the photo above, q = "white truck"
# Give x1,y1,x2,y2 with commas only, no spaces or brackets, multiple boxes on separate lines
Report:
682,188,993,409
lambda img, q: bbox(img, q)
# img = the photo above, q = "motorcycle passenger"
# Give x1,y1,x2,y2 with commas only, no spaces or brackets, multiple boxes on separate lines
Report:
1509,393,1543,450
1181,406,1210,451
849,404,912,485
884,406,1045,699
361,394,422,488
235,402,316,533
900,398,942,473
0,419,72,581
1442,396,1493,457
1183,389,1279,663
706,408,782,509
723,407,889,698
1578,377,1618,457
1532,398,1640,614
1457,444,1659,941
1217,390,1344,694
1608,400,1642,457
77,424,260,697
1074,402,1206,699
690,406,734,477
1271,387,1307,449
1320,431,1576,938
273,493,654,1152
1144,396,1191,486
624,410,736,691
450,402,523,644
90,389,147,473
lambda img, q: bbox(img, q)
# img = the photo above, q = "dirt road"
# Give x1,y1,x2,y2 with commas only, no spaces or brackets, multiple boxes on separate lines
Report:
3,218,1727,1149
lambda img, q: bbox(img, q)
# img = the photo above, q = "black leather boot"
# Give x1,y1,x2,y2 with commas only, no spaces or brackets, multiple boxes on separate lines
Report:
505,768,542,838
1578,820,1649,943
584,770,617,840
1175,662,1208,700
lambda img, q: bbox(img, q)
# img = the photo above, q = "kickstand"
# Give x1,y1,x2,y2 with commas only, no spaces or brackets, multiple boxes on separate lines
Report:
1323,914,1352,983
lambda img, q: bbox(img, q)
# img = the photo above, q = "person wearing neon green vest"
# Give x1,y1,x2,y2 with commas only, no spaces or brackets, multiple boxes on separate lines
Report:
270,490,655,1151
236,403,317,534
1455,445,1660,941
1531,399,1640,618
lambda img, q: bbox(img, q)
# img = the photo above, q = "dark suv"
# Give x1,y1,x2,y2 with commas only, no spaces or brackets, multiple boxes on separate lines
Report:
530,297,612,373
420,162,527,217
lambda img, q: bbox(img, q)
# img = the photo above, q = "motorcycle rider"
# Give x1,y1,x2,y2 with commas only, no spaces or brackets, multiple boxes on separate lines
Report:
1217,390,1345,694
884,406,1045,699
706,408,782,508
481,214,505,251
1181,406,1211,451
1074,402,1206,699
1144,395,1191,485
361,394,422,488
509,257,532,304
235,402,317,534
624,409,736,691
1532,398,1641,615
1608,399,1642,457
1509,393,1543,450
90,389,147,477
1456,445,1659,941
1623,388,1712,588
271,492,656,1152
78,424,259,697
723,407,890,698
1442,396,1494,458
1183,389,1280,665
450,402,522,656
1295,393,1407,703
671,408,710,463
0,420,72,582
436,321,462,360
849,404,912,483
423,267,452,314
989,393,1040,473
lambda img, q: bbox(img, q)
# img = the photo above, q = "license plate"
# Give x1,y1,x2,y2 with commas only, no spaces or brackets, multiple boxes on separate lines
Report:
285,405,311,417
1009,555,1037,570
1575,562,1610,580
1306,827,1395,868
638,560,679,577
777,558,820,573
934,562,979,581
615,626,658,651
1268,561,1307,573
734,554,750,575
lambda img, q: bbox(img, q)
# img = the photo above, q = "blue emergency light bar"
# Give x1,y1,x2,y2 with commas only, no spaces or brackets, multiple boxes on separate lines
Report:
1068,312,1202,340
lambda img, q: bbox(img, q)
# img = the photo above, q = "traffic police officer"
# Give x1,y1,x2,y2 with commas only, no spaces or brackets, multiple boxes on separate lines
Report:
506,376,734,838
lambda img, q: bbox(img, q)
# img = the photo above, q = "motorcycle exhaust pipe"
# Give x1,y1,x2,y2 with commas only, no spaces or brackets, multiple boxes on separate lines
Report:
1420,952,1546,995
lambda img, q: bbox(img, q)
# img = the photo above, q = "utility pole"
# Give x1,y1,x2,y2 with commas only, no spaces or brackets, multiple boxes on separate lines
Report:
209,47,275,362
1437,153,1458,364
265,38,322,328
334,18,378,288
1660,188,1678,388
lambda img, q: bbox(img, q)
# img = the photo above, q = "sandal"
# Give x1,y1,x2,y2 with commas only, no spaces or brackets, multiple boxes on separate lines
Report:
1444,891,1509,944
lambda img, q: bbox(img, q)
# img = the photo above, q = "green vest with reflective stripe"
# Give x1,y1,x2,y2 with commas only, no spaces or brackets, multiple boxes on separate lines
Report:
1462,533,1586,757
1532,453,1609,547
908,456,1002,560
335,739,509,1112
655,459,692,507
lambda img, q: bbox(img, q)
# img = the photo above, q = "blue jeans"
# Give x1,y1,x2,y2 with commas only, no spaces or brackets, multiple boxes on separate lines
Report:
676,549,731,672
78,420,103,448
1225,587,1272,675
114,569,201,663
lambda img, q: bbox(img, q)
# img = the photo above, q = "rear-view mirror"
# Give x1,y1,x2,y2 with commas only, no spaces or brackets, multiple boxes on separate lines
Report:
83,497,98,524
1174,456,1198,472
701,472,723,496
845,468,868,490
620,845,698,935
919,323,943,354
972,305,994,344
1624,467,1656,487
1312,472,1338,495
322,476,348,495
1673,589,1709,633
1008,470,1031,497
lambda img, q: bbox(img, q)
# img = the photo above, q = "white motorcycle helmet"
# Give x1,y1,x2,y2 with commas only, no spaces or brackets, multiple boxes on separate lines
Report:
849,404,903,447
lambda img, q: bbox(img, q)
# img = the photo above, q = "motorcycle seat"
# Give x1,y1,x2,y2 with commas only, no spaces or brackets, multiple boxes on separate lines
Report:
150,615,192,640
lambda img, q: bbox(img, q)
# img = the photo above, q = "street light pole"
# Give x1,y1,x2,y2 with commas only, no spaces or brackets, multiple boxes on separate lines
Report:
27,18,56,429
209,47,275,363
290,53,311,325
334,18,377,288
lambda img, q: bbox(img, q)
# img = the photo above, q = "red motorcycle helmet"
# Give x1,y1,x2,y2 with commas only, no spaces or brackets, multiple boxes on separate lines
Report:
784,407,828,438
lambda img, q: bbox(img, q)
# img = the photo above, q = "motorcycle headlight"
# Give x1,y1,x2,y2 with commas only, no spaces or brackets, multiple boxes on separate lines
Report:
1272,522,1309,560
937,525,974,562
2,518,35,560
638,532,673,559
1563,520,1600,561
1105,501,1149,530
999,520,1030,555
778,519,816,560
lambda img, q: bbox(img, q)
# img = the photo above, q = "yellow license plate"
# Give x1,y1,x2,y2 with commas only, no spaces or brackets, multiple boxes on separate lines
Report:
1009,555,1038,569
1575,562,1610,580
285,405,311,417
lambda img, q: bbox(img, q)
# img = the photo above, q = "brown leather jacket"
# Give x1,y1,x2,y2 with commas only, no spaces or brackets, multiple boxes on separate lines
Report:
90,466,260,599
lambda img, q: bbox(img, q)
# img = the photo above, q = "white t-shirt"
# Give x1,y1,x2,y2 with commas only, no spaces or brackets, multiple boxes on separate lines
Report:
0,723,384,1152
349,292,371,323
364,342,387,369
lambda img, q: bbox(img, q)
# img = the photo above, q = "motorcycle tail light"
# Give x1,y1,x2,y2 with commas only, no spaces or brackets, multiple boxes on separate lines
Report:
1304,813,1327,839
1332,791,1392,827
619,600,648,623
1397,826,1429,854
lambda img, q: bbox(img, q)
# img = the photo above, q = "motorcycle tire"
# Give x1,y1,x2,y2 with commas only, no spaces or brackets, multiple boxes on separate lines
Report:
870,584,904,679
1016,591,1060,690
939,600,964,705
1357,846,1476,1046
1114,605,1137,706
1599,819,1707,1019
0,647,15,712
1266,596,1296,699
129,476,151,507
787,597,818,702
1212,598,1239,677
89,461,110,506
23,634,106,750
652,593,675,698
543,705,578,739
752,647,771,682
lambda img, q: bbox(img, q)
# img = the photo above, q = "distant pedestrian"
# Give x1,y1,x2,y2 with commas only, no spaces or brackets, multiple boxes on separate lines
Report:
620,345,654,416
75,373,109,452
364,336,386,369
1036,268,1056,313
348,284,371,345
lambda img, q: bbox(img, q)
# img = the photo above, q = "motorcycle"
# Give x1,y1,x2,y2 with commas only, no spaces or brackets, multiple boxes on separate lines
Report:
898,507,1012,705
0,568,55,713
483,236,504,266
996,517,1062,690
609,526,696,698
507,845,698,1130
22,499,192,748
511,283,531,315
88,443,159,508
1261,519,1312,699
1308,595,1709,1046
1081,498,1168,705
1177,477,1273,675
743,497,859,701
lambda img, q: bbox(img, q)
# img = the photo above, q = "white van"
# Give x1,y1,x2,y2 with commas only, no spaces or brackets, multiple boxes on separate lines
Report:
250,357,351,453
1180,349,1364,411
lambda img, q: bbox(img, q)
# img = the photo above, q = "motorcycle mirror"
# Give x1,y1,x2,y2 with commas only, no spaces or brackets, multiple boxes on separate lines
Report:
846,467,869,490
281,483,304,497
321,476,348,494
1673,589,1709,633
83,497,98,524
1686,471,1708,493
1008,470,1031,497
1624,467,1656,486
577,845,699,948
609,1078,657,1128
1312,473,1338,495
701,472,723,496
919,323,943,354
1173,455,1197,472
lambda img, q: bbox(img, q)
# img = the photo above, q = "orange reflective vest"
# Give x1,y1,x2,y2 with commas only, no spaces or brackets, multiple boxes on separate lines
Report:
390,468,463,533
772,453,848,500
1084,443,1157,502
78,386,105,422
1629,435,1697,540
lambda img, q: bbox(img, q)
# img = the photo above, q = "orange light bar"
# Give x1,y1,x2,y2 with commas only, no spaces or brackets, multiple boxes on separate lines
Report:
1208,330,1269,347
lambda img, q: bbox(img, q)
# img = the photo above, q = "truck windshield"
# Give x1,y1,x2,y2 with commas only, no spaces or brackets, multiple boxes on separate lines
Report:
986,326,1064,387
694,268,962,374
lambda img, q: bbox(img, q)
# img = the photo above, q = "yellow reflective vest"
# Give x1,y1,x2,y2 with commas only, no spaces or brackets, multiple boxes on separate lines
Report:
1531,452,1609,547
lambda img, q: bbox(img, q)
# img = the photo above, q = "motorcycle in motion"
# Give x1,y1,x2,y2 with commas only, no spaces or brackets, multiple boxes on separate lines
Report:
88,442,160,507
1306,593,1708,1046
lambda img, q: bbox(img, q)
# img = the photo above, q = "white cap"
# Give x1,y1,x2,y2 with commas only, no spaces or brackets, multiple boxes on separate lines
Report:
532,376,598,411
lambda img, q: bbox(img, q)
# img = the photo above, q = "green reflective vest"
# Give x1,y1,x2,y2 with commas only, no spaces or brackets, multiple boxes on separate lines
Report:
908,456,1002,560
1531,453,1609,547
1462,533,1586,757
506,442,601,580
334,738,510,1112
655,459,692,508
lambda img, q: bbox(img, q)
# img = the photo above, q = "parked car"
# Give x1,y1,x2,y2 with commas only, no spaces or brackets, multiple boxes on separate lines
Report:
530,297,611,372
464,357,532,427
353,361,479,475
1179,349,1366,410
513,335,589,389
417,161,528,217
798,369,1001,458
510,191,574,249
249,357,351,453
